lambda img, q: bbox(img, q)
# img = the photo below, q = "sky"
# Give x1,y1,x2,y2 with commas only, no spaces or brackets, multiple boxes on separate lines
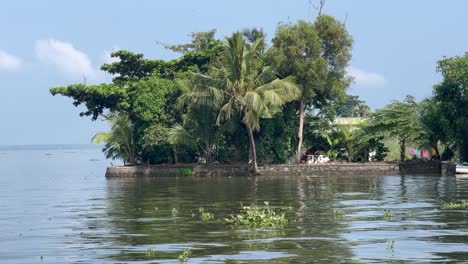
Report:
1,0,467,145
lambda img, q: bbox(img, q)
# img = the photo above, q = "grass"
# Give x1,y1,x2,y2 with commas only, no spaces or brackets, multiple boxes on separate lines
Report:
178,248,191,263
225,201,288,228
440,200,467,209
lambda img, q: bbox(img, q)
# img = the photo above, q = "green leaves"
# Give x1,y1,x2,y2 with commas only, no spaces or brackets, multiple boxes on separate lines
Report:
92,113,136,165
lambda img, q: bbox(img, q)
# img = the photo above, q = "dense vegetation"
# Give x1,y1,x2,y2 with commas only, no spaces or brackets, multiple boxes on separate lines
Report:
50,15,468,170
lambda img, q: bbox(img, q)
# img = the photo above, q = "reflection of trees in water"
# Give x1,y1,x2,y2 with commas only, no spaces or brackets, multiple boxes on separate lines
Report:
75,174,468,262
97,176,363,262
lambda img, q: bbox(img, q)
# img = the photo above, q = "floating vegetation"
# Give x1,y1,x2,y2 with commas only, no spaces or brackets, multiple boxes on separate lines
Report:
332,209,345,219
225,201,288,228
178,248,191,263
386,240,395,251
440,200,467,209
383,209,391,219
172,208,179,217
198,207,214,221
145,248,156,257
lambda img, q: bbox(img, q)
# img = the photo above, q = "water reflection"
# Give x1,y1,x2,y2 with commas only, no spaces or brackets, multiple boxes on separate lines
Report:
1,148,468,263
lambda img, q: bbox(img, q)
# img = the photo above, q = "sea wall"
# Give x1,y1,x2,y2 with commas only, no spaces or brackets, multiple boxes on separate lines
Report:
105,162,400,178
399,159,441,175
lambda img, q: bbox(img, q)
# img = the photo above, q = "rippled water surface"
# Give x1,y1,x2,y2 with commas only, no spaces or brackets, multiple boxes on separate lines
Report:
1,146,468,263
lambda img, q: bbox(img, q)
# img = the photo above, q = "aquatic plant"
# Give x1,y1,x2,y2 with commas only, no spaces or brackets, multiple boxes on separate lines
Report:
386,240,395,251
176,167,192,177
172,208,179,217
332,209,345,219
145,248,156,257
383,209,391,219
178,248,191,263
440,200,467,209
198,207,214,221
225,201,288,228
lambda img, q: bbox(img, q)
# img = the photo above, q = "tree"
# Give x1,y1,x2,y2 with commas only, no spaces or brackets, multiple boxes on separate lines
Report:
334,94,370,117
269,16,352,163
92,113,136,165
181,32,300,173
367,96,424,161
51,30,223,164
432,54,468,162
175,79,223,162
419,97,446,158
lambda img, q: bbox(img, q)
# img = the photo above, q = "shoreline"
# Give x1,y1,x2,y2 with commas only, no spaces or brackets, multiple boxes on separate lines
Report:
105,161,456,178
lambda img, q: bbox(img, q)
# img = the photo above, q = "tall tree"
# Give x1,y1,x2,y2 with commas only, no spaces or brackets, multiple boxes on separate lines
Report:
334,94,370,117
269,16,352,163
181,32,299,173
367,96,424,161
432,54,468,162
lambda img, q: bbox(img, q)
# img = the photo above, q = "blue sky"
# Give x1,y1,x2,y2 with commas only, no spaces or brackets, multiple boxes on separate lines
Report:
1,0,467,145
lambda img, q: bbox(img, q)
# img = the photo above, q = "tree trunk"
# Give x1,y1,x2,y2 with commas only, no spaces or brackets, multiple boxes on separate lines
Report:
173,146,178,164
296,97,305,163
399,138,406,162
246,125,258,174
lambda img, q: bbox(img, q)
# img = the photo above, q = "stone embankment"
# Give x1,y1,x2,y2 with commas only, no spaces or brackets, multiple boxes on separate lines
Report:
106,162,404,177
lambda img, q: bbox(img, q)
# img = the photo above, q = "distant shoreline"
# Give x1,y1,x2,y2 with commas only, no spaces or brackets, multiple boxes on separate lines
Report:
0,144,101,151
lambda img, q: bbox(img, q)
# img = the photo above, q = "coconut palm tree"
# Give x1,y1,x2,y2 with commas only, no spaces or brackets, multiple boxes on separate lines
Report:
92,113,136,165
179,32,300,173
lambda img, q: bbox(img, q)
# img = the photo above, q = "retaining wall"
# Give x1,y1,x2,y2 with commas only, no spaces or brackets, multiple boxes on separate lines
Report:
105,162,400,178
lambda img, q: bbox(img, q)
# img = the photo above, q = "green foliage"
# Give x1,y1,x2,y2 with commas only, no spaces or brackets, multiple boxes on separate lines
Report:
178,248,191,263
256,103,298,163
225,202,288,228
101,50,165,84
269,16,353,160
367,96,424,161
50,83,128,120
383,209,391,219
171,208,179,217
440,200,467,210
145,248,156,257
182,32,300,171
198,208,215,221
334,95,370,117
176,167,192,177
92,113,136,165
432,53,468,161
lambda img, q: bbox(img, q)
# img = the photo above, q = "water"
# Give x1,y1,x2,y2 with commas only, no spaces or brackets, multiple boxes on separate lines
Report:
1,146,468,263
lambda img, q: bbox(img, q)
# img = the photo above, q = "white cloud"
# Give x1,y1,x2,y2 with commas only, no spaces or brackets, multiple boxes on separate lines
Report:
35,39,96,80
347,66,386,86
102,47,120,64
0,50,22,71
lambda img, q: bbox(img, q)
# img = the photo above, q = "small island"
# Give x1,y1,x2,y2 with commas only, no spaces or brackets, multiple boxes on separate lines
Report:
51,17,465,177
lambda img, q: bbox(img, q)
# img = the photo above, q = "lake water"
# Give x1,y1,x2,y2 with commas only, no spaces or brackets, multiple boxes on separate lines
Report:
1,146,468,263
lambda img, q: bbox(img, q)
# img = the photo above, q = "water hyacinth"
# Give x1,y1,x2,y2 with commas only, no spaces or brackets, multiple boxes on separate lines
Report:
225,201,288,228
440,200,467,209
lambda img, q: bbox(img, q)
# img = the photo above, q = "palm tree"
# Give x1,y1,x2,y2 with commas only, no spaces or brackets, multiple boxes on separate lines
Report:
179,32,300,173
92,113,136,165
